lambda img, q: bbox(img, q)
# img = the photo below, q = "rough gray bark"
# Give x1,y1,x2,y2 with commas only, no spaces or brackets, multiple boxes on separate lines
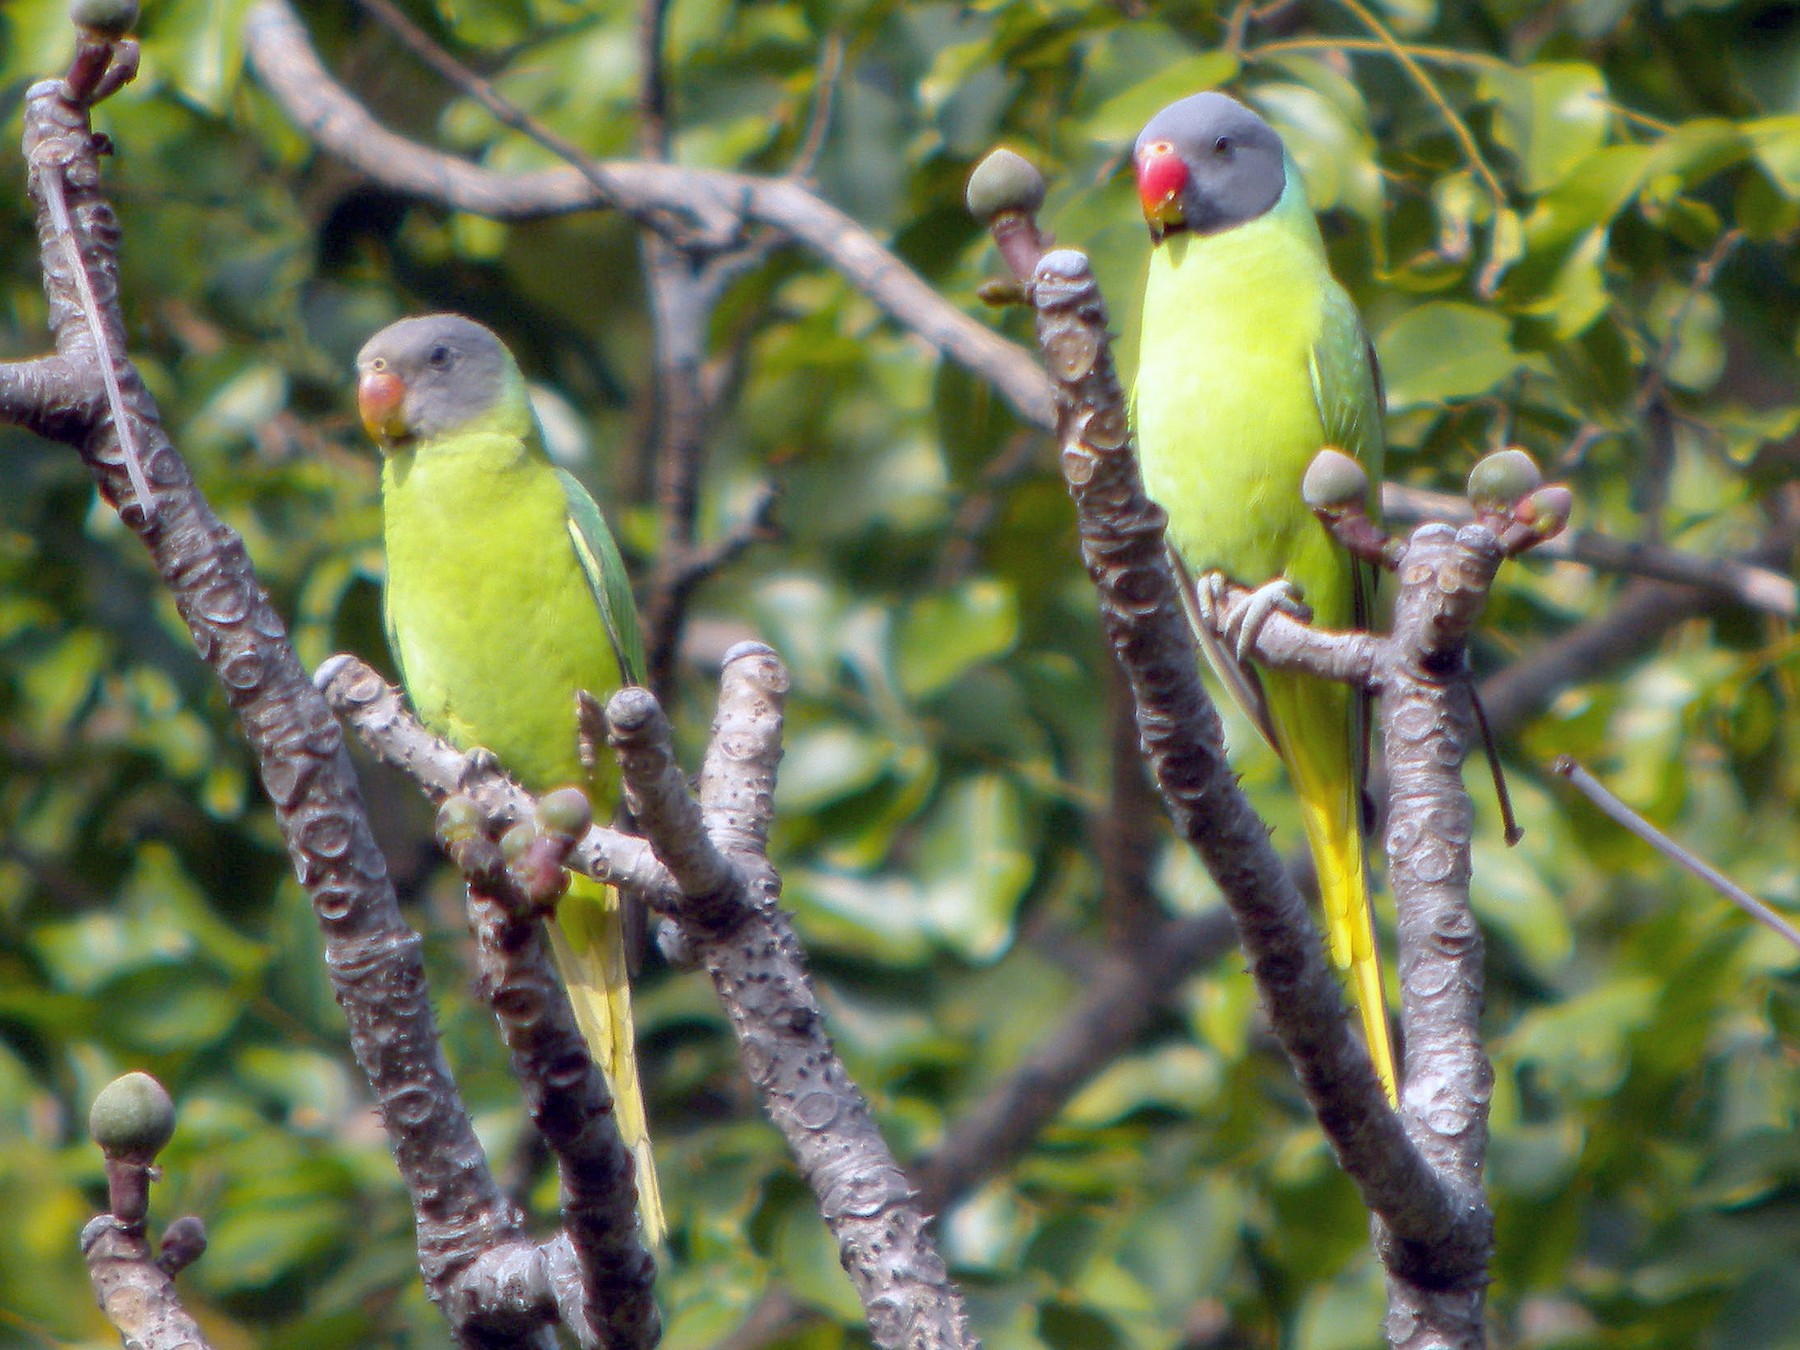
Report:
609,647,979,1350
324,650,979,1350
5,44,646,1350
975,175,1509,1342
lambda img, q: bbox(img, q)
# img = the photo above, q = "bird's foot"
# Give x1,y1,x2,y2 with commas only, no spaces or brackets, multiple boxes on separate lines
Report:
1201,574,1311,663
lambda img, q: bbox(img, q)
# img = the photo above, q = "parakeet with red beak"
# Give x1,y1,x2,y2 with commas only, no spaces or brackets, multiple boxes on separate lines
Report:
357,313,664,1236
1131,93,1397,1103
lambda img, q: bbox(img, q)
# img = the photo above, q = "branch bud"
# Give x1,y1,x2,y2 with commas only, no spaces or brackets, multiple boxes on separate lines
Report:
966,148,1045,223
499,821,537,865
1303,449,1370,512
535,786,593,842
1466,448,1542,513
435,795,486,850
71,0,139,38
1516,484,1573,540
89,1072,175,1161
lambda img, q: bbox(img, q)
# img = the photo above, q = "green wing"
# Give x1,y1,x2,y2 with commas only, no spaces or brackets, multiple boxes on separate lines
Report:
557,468,646,688
1305,281,1386,801
1306,282,1385,504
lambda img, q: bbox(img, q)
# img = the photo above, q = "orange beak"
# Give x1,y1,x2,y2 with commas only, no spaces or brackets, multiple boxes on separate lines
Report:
1136,142,1189,242
358,368,408,446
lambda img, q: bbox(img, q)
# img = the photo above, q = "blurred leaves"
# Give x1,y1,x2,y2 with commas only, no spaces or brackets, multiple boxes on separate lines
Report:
1,0,1799,1346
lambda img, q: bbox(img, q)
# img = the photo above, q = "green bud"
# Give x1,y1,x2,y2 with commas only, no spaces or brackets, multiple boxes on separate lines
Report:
1302,449,1369,511
535,787,592,841
1467,448,1542,512
435,795,485,849
1520,484,1573,538
499,821,537,865
70,0,139,37
966,148,1046,223
90,1071,175,1158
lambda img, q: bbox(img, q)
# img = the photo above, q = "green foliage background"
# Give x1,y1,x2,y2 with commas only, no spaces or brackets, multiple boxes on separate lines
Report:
2,0,1799,1344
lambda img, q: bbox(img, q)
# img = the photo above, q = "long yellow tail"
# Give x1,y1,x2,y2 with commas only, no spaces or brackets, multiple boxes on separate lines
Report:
1266,673,1399,1106
546,873,665,1243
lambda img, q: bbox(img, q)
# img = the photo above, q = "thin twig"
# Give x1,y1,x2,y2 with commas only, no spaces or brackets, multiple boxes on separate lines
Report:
1383,483,1796,618
1554,756,1800,953
242,0,1054,428
350,0,682,240
33,163,156,522
790,33,845,183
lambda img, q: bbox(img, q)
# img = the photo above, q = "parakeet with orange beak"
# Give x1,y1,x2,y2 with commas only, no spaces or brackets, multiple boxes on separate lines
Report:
1130,93,1397,1103
358,313,665,1236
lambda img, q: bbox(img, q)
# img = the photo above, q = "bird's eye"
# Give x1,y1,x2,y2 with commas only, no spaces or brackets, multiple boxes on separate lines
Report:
369,357,387,372
1214,135,1233,157
426,345,452,369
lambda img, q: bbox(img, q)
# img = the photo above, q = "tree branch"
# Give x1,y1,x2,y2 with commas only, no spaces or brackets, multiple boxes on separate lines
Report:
7,53,550,1350
325,648,976,1350
432,797,660,1350
913,908,1238,1215
241,0,1054,430
608,644,977,1350
969,188,1486,1292
1385,483,1795,618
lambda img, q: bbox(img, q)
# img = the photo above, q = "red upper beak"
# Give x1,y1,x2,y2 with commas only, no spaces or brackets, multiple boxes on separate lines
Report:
358,368,408,446
1136,141,1189,240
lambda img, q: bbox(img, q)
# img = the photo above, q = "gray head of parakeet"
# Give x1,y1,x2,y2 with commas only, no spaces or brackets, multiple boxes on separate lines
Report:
1135,92,1287,242
356,313,513,449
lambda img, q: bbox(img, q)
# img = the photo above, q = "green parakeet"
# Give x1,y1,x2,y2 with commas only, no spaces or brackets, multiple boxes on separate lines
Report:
1131,93,1398,1103
357,313,665,1237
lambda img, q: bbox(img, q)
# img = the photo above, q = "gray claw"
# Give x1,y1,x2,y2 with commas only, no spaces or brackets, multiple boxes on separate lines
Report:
1233,579,1309,663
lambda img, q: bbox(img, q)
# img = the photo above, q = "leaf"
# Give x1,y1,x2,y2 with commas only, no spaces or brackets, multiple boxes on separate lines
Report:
777,725,894,812
917,773,1035,961
1374,302,1520,409
1748,117,1800,205
896,578,1019,700
139,0,257,114
1649,283,1726,392
1479,63,1610,194
1082,52,1242,144
1253,82,1383,225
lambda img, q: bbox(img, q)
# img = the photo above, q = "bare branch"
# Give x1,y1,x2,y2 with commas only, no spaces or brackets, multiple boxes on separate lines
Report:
913,909,1238,1214
84,1072,213,1350
609,645,977,1350
976,201,1481,1275
13,62,543,1350
1385,483,1796,617
242,0,1054,428
433,798,660,1350
1554,756,1800,952
81,1216,215,1350
317,655,679,907
349,0,676,238
329,647,975,1350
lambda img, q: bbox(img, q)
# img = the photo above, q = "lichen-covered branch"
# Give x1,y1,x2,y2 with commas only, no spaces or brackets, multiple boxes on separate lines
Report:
7,50,547,1350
